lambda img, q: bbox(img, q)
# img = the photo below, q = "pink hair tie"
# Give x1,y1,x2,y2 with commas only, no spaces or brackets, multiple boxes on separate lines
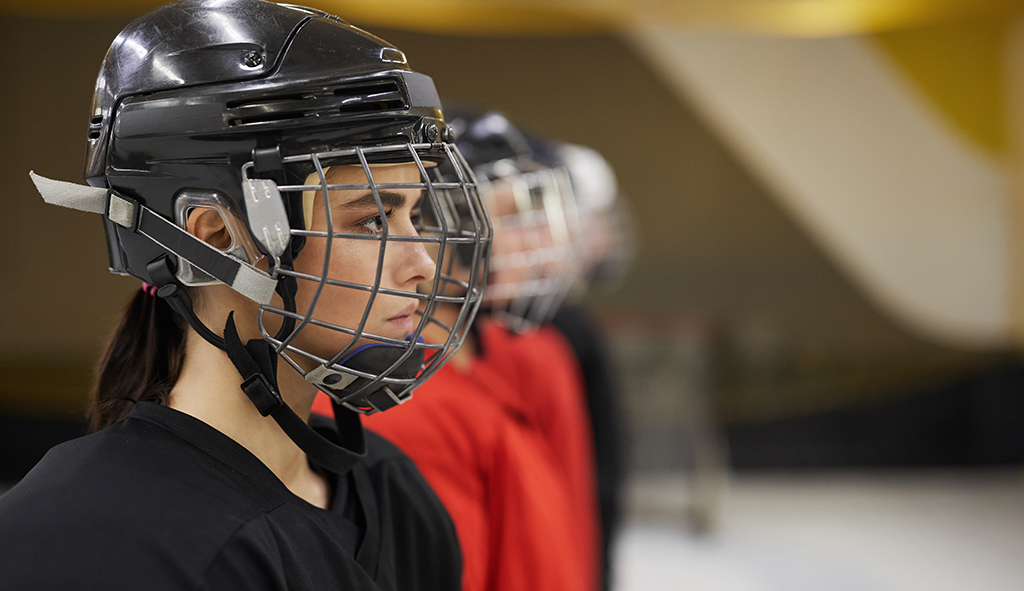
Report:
141,282,159,297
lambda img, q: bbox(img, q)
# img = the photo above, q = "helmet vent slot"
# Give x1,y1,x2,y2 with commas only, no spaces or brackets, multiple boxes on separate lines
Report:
332,80,405,112
88,115,104,139
226,79,407,127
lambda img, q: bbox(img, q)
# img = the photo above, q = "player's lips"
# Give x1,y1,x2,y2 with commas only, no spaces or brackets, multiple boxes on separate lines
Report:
386,302,419,334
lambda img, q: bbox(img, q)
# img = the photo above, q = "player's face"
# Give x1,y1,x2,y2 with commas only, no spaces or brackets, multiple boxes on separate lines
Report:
483,173,568,305
483,177,532,303
286,163,435,364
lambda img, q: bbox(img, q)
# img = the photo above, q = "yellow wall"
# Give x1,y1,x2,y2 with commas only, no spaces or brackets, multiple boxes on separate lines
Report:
873,18,1009,156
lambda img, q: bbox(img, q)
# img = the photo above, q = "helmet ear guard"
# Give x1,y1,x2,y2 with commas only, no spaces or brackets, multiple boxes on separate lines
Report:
174,189,267,286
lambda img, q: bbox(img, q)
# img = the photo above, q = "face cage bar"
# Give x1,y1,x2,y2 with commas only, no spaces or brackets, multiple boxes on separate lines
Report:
478,164,583,332
242,142,490,413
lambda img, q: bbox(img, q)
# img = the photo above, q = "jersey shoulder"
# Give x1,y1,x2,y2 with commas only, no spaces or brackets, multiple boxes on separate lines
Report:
0,410,284,590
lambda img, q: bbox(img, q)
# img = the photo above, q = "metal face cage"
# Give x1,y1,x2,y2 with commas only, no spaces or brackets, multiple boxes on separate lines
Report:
478,158,583,333
246,142,490,414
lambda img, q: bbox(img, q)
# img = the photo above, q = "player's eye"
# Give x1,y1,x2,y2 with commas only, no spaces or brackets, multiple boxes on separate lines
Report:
359,209,393,234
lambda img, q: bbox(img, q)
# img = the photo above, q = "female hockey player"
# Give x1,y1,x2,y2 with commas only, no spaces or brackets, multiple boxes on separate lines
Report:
0,1,489,589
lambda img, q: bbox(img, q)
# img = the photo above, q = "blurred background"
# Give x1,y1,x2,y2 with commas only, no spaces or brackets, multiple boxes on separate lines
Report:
2,0,1024,589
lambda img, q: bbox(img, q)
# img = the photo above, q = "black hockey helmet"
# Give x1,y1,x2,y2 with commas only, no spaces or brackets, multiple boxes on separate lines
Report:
30,0,491,462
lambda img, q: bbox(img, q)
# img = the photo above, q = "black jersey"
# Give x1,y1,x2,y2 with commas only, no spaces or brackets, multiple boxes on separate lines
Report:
0,401,461,591
550,306,624,591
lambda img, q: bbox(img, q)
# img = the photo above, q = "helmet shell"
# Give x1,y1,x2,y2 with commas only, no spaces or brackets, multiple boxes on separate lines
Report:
84,0,447,282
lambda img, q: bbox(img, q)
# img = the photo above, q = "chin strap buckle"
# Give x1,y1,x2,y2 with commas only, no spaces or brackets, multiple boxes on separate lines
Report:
222,312,366,474
241,373,284,417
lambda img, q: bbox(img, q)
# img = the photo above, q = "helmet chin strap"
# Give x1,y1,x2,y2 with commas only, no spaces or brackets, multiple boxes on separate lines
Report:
150,249,372,473
147,256,228,350
222,312,365,475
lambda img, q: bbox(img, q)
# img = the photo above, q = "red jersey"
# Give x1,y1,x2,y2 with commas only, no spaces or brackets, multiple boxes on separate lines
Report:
477,322,600,588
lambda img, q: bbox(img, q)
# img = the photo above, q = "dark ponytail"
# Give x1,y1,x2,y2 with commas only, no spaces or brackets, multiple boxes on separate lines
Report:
88,289,188,432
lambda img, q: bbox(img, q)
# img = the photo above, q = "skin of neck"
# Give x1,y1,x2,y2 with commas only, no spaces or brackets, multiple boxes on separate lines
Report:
167,285,332,509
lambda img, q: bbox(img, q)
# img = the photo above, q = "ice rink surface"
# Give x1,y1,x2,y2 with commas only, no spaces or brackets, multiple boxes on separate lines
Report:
614,469,1024,591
